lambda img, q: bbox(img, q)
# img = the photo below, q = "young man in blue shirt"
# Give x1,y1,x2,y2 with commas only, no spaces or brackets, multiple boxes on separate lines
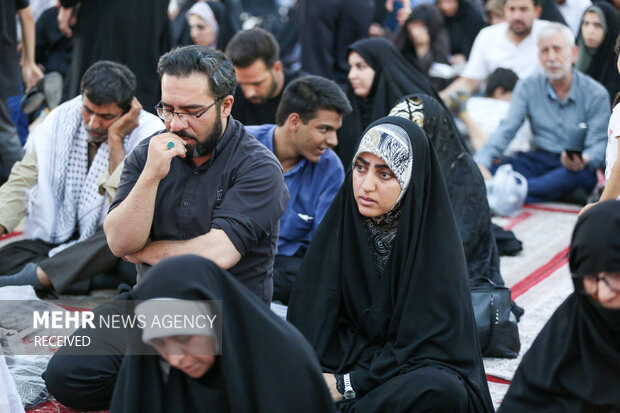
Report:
247,75,352,303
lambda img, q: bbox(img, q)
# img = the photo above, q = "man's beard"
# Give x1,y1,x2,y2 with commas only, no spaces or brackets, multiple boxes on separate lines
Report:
175,114,223,159
248,70,278,104
509,20,532,37
85,125,108,143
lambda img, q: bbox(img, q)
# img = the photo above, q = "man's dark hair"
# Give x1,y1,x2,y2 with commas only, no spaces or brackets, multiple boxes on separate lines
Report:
507,0,540,7
157,45,237,100
485,68,519,97
225,28,280,69
80,61,136,112
275,76,352,126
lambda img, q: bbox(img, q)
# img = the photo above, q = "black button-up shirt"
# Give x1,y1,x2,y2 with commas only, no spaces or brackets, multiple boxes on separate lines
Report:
111,117,289,303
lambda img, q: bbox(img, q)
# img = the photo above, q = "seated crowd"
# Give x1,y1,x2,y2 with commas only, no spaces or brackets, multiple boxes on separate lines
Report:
1,0,619,411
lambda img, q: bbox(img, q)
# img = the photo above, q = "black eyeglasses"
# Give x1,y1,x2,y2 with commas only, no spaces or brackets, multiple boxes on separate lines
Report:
572,272,620,294
154,98,221,123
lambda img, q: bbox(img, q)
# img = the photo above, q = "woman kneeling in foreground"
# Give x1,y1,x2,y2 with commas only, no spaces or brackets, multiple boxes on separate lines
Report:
109,255,335,413
499,200,620,412
287,116,494,412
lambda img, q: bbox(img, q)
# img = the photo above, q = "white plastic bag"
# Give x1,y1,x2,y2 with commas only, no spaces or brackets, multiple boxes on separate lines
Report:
0,355,25,413
486,164,528,217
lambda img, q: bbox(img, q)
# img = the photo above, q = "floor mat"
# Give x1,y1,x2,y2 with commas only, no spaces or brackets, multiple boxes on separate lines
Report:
486,203,579,408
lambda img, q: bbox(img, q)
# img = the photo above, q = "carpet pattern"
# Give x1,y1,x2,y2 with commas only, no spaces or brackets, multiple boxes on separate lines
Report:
485,203,579,408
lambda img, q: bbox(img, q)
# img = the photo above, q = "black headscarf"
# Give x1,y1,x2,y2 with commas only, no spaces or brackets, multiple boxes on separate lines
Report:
110,255,335,413
393,4,451,73
498,200,620,413
575,2,620,106
288,116,494,412
388,94,504,285
172,0,240,50
337,37,439,165
442,0,485,58
538,0,568,25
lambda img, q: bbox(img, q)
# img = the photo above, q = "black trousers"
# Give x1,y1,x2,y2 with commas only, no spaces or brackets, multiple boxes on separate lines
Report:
272,253,304,305
0,227,131,293
43,297,131,410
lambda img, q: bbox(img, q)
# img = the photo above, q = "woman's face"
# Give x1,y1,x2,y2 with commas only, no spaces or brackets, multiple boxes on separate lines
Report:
437,0,459,17
352,152,402,218
151,335,217,378
582,272,620,309
407,21,431,46
580,11,605,49
189,14,216,47
348,51,376,99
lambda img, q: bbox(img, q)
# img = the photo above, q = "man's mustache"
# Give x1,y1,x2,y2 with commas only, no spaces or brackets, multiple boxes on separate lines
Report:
171,130,197,142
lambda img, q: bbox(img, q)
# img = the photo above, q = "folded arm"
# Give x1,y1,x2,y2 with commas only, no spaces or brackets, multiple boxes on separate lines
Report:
123,228,242,270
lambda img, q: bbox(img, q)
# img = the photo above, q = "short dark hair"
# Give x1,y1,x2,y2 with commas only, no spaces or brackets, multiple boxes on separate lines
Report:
485,68,519,97
157,45,237,100
275,76,352,126
225,28,280,68
80,61,136,112
506,0,540,7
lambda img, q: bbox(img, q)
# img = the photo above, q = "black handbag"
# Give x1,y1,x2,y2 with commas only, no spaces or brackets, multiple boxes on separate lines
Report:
470,278,521,358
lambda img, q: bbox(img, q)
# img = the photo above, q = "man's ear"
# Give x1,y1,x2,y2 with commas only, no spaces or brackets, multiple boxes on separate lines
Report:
287,112,301,133
535,5,542,18
492,87,505,100
272,60,283,74
571,45,578,64
220,95,234,118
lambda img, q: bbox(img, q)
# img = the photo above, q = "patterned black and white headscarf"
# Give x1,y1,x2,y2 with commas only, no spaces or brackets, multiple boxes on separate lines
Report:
352,123,413,205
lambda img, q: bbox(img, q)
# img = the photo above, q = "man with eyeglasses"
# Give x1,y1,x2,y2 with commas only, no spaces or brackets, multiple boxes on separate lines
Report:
104,45,288,302
45,45,289,411
0,61,162,294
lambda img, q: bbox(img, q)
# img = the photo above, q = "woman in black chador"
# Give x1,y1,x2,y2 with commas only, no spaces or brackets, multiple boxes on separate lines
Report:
288,116,494,412
110,255,336,413
389,94,503,284
336,37,439,165
499,200,620,413
575,2,620,106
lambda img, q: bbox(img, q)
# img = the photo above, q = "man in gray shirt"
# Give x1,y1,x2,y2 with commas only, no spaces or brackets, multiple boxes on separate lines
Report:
474,22,609,203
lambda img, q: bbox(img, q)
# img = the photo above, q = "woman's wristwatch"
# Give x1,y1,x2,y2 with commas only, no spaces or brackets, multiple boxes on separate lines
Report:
342,373,356,400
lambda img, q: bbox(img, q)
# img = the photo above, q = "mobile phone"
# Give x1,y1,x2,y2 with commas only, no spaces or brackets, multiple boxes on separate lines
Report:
566,149,583,161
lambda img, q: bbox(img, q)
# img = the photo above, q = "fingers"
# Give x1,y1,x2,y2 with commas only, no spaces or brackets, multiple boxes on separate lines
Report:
124,97,142,122
154,133,187,158
561,151,584,171
130,97,142,113
57,7,73,37
22,64,44,92
477,163,492,180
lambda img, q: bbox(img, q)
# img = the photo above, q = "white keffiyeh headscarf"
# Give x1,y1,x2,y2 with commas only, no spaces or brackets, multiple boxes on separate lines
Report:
24,96,110,256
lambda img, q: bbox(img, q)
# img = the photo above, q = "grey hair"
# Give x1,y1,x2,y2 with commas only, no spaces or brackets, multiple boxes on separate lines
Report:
157,45,237,99
538,22,575,48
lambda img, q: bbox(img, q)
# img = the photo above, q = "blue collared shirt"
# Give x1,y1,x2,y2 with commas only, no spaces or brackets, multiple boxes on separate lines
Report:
474,70,610,169
247,124,345,256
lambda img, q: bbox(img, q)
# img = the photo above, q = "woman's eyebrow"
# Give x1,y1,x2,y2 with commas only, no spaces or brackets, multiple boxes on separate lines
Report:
356,156,370,165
